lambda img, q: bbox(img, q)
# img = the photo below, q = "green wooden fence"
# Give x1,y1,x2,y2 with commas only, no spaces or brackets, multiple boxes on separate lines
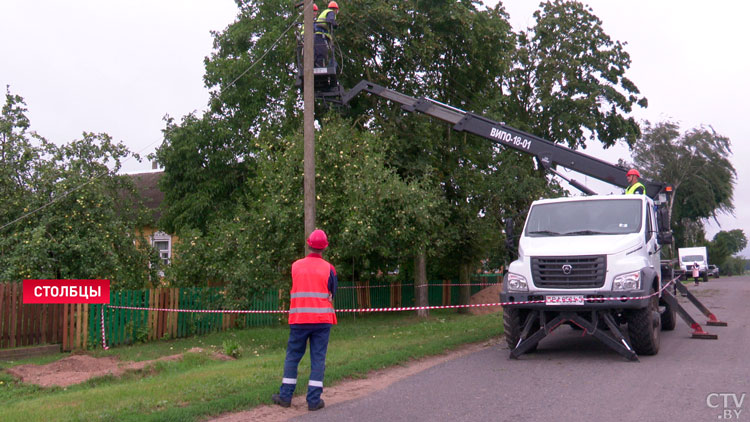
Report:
81,275,502,349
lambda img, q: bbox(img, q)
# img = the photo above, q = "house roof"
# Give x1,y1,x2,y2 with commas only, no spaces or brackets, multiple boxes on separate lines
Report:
127,171,164,221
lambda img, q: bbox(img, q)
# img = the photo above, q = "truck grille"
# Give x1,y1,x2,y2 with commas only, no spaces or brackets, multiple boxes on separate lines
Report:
531,255,606,289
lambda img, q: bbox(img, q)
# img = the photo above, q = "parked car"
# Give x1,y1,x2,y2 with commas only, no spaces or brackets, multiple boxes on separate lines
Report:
708,265,720,278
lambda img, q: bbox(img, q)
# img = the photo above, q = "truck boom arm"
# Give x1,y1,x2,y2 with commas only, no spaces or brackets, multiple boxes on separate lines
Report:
341,80,669,199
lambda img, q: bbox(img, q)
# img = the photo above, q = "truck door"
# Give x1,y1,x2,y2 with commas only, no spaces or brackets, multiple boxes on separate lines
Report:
645,202,660,271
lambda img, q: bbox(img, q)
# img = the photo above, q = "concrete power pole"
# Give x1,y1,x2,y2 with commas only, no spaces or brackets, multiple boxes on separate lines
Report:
303,0,316,247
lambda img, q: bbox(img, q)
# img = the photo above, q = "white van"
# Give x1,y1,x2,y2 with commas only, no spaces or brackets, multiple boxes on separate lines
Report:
678,246,708,281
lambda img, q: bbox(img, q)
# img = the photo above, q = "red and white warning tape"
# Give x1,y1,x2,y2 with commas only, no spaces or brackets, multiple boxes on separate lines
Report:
99,277,677,349
337,282,500,289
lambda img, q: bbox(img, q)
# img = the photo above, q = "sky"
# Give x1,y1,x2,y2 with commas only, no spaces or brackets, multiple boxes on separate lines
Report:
1,1,748,255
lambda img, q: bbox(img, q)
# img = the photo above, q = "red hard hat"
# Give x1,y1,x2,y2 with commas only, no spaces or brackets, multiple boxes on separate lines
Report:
313,4,318,11
328,1,338,9
307,229,329,250
626,169,641,178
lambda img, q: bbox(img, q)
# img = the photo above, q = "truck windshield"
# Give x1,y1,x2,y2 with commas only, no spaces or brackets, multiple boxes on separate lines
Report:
525,199,643,237
681,255,704,262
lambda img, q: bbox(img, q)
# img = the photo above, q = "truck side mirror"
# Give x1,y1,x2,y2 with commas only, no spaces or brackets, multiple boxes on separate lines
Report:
656,206,670,232
657,231,673,245
655,206,672,245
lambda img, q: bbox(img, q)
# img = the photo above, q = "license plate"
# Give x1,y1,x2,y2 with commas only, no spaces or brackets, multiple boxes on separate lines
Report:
545,295,584,306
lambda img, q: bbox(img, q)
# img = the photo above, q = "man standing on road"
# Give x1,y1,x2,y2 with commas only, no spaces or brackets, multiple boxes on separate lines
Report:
693,261,700,286
625,168,646,195
272,229,338,411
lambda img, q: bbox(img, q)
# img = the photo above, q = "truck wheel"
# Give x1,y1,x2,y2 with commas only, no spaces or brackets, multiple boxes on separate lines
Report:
627,289,661,355
703,272,709,282
659,299,677,331
503,307,538,353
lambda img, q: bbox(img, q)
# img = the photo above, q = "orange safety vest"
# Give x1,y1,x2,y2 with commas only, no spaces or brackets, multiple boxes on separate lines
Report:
289,255,337,325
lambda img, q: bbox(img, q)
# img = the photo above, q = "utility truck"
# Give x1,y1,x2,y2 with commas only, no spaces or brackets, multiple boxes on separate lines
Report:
678,246,709,282
333,80,724,360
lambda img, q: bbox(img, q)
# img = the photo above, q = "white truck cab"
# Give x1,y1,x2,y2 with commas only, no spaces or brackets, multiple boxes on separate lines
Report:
501,194,674,357
502,194,661,307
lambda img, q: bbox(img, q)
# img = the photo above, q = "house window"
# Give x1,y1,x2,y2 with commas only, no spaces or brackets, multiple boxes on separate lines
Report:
151,231,171,267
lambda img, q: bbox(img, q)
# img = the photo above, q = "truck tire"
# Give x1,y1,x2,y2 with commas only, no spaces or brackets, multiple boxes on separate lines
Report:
627,288,661,355
503,307,538,352
703,272,709,282
659,299,677,331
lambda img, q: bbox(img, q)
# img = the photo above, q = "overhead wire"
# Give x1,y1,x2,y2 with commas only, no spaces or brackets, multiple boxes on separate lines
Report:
2,3,499,232
220,5,310,94
0,3,312,233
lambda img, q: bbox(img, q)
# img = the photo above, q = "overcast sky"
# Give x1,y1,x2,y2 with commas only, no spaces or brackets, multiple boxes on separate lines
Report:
1,1,748,255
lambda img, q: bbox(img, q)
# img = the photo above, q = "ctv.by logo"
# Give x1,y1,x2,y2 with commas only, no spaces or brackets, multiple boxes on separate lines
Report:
707,393,746,420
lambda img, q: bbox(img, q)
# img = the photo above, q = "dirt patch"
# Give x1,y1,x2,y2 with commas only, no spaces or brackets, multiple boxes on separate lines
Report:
5,347,232,387
208,339,500,422
468,284,503,315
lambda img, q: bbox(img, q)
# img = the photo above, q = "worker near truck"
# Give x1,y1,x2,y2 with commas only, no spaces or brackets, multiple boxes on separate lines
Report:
314,1,339,67
693,261,700,285
625,169,646,194
272,229,338,411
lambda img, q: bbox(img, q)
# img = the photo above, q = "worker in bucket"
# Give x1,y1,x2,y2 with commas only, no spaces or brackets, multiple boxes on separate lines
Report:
625,169,646,194
300,3,319,38
272,229,338,411
314,1,339,67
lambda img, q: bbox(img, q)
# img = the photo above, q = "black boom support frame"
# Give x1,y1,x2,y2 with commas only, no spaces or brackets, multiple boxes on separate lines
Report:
341,80,670,199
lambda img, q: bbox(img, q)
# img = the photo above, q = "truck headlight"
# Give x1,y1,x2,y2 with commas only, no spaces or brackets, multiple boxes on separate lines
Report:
612,270,641,291
507,273,528,292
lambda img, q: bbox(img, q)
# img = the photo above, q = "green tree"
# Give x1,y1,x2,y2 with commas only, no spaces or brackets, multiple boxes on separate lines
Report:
0,89,157,288
155,114,251,234
166,116,446,306
707,229,747,272
506,0,647,148
158,0,647,311
630,121,736,247
722,255,747,276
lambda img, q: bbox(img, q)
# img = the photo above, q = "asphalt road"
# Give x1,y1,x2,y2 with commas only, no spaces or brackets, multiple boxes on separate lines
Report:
294,276,750,422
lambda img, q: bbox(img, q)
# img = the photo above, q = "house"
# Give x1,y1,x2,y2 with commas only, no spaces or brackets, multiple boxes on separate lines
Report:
128,170,177,269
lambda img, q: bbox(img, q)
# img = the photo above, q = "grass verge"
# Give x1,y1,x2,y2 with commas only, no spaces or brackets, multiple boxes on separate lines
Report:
0,310,503,422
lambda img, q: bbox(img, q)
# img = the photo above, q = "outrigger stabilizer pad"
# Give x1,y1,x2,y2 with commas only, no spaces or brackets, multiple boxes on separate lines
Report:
706,313,728,327
690,323,719,339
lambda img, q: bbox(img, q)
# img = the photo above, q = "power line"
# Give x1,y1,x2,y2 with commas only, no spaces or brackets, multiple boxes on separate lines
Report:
0,137,163,232
1,5,311,233
220,6,309,93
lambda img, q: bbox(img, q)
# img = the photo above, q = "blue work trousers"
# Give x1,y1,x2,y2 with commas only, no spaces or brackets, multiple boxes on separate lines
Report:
279,325,331,406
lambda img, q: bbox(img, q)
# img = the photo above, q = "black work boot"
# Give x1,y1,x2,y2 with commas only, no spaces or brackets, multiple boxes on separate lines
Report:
308,399,325,411
271,394,291,408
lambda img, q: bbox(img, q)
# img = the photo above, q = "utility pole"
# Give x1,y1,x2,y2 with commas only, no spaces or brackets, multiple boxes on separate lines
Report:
303,0,316,247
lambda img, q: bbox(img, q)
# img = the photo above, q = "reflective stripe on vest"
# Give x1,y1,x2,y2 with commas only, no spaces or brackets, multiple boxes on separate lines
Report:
289,256,337,324
625,182,646,194
315,9,334,37
291,292,330,299
289,307,335,314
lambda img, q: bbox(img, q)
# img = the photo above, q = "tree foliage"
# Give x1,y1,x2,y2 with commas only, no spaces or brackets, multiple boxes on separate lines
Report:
0,88,157,288
630,121,736,247
166,116,446,305
507,0,646,148
157,0,646,295
707,229,747,273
